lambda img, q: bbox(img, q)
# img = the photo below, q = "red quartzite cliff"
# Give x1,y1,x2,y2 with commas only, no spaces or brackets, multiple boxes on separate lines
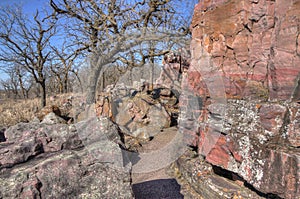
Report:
179,0,300,198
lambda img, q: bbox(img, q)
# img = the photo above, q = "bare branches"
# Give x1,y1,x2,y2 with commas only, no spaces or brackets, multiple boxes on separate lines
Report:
49,0,197,103
49,40,82,93
0,5,57,107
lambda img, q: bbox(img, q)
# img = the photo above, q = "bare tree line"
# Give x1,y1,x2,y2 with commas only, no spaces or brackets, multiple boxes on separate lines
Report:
0,0,197,107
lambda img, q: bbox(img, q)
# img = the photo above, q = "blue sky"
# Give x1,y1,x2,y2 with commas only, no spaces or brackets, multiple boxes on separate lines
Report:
0,0,48,14
0,0,49,80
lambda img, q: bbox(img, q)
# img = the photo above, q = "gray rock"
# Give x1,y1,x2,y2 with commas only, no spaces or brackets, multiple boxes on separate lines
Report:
41,112,67,124
0,117,133,198
30,116,40,124
147,103,171,131
170,150,264,199
115,95,171,138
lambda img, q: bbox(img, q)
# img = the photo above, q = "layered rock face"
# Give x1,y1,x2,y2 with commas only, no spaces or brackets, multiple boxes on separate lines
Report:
177,0,300,198
190,0,300,101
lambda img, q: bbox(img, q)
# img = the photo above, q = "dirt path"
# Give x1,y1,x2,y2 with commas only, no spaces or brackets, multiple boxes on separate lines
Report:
131,127,184,199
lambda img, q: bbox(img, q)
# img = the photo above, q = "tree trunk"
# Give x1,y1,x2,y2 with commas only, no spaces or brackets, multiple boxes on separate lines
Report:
149,47,155,91
100,71,105,91
12,81,18,99
63,74,68,93
40,81,46,107
25,89,29,99
59,82,63,94
72,70,83,93
12,89,18,99
86,66,101,105
18,76,26,99
150,58,154,91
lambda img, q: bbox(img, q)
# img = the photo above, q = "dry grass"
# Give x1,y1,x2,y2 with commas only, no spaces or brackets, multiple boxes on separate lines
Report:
0,98,40,127
0,93,86,128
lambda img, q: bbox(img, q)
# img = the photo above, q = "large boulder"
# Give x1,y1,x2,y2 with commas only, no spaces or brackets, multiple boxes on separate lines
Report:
0,117,133,198
115,93,171,138
41,112,67,124
170,150,264,199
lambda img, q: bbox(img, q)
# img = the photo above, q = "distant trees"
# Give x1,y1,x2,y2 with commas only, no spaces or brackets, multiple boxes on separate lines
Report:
0,5,84,106
0,64,33,99
0,6,56,107
50,0,197,104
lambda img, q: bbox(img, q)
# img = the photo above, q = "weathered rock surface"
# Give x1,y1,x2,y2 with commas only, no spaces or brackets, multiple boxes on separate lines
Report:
176,0,300,198
200,100,300,199
190,0,300,101
0,117,133,198
41,112,67,124
156,48,190,90
96,85,179,140
36,105,62,121
170,150,264,199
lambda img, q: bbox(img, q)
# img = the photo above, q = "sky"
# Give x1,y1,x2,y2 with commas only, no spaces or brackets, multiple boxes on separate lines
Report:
0,0,47,14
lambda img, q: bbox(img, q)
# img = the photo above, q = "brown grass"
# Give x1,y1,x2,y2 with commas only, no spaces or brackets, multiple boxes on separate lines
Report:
0,98,40,127
0,93,86,128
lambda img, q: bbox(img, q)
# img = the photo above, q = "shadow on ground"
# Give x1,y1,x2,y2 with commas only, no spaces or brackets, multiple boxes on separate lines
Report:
132,178,183,199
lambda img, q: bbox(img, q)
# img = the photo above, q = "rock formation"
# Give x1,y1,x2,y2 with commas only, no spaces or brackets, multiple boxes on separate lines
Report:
175,0,300,199
0,117,133,198
0,1,299,198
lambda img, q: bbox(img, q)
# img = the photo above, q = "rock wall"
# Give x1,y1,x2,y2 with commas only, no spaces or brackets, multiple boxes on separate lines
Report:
178,0,300,198
190,0,300,101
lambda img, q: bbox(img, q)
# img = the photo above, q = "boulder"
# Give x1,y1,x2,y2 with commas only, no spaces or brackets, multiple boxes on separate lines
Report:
115,93,171,138
41,112,67,125
0,117,133,198
36,105,62,121
179,99,300,199
170,150,264,199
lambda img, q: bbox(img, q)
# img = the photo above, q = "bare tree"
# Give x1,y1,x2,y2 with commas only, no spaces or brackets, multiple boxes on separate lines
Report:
0,6,56,107
50,0,196,104
0,75,18,99
0,62,34,99
50,40,83,93
0,79,13,98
